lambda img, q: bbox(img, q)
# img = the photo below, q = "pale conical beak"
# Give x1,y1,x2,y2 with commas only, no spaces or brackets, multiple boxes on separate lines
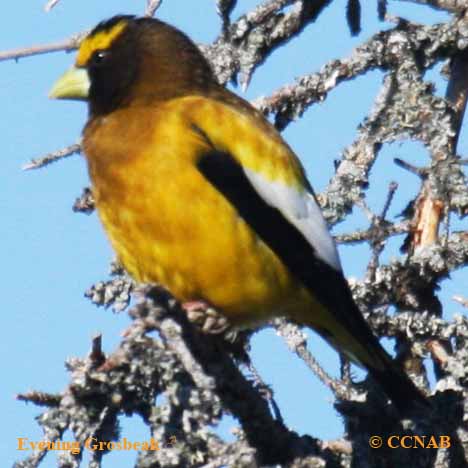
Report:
49,66,90,100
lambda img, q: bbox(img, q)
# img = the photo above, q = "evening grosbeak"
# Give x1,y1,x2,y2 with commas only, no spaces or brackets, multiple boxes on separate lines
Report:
49,15,429,413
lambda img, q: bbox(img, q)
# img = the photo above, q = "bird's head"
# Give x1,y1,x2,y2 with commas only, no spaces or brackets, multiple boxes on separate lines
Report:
49,15,215,116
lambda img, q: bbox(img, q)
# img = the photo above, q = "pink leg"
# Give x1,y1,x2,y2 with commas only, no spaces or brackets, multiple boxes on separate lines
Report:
182,300,230,334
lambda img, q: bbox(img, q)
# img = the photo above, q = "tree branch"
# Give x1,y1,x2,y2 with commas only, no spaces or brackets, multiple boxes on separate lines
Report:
22,142,81,171
396,0,468,13
145,0,163,17
44,0,63,12
0,33,85,63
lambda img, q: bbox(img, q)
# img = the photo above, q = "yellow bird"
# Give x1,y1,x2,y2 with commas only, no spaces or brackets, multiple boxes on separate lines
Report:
50,15,429,413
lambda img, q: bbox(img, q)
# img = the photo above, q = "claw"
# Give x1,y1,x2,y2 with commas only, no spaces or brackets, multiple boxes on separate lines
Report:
182,300,231,334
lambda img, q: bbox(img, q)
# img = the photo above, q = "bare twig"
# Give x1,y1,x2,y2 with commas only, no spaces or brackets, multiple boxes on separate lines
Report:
44,0,62,12
16,391,61,407
366,182,399,280
89,334,106,368
246,359,284,423
377,0,387,20
145,0,163,17
274,319,357,401
394,158,428,178
382,182,398,219
346,0,362,36
22,142,81,171
453,295,468,308
0,33,85,63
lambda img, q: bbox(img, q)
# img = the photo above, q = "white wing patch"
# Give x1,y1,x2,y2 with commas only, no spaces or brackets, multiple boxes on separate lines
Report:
244,168,342,271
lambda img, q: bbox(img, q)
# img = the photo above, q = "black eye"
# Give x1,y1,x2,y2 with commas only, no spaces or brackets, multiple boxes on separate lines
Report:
91,50,110,66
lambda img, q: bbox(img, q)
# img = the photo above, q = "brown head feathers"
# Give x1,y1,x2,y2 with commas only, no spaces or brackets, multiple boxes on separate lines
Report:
77,15,217,115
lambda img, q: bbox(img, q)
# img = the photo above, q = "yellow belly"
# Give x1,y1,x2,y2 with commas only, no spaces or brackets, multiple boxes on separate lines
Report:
84,102,311,326
83,99,388,376
98,165,307,324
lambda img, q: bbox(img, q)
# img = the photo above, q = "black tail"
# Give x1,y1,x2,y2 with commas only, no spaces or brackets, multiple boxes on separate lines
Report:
310,303,432,415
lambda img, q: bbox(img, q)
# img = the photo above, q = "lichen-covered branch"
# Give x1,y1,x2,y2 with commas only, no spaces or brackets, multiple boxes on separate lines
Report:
398,0,468,13
15,285,340,467
203,0,334,88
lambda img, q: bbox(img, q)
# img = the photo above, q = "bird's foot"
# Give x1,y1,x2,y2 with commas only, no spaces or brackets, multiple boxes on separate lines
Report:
182,300,231,334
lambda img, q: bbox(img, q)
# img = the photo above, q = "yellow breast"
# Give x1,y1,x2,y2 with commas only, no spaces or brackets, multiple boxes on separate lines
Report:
83,97,308,325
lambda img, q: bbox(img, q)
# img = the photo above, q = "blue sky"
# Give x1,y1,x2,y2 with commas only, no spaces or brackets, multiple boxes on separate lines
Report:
2,1,465,467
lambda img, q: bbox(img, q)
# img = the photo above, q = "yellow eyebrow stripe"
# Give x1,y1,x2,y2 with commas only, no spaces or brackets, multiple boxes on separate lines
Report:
76,21,128,67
